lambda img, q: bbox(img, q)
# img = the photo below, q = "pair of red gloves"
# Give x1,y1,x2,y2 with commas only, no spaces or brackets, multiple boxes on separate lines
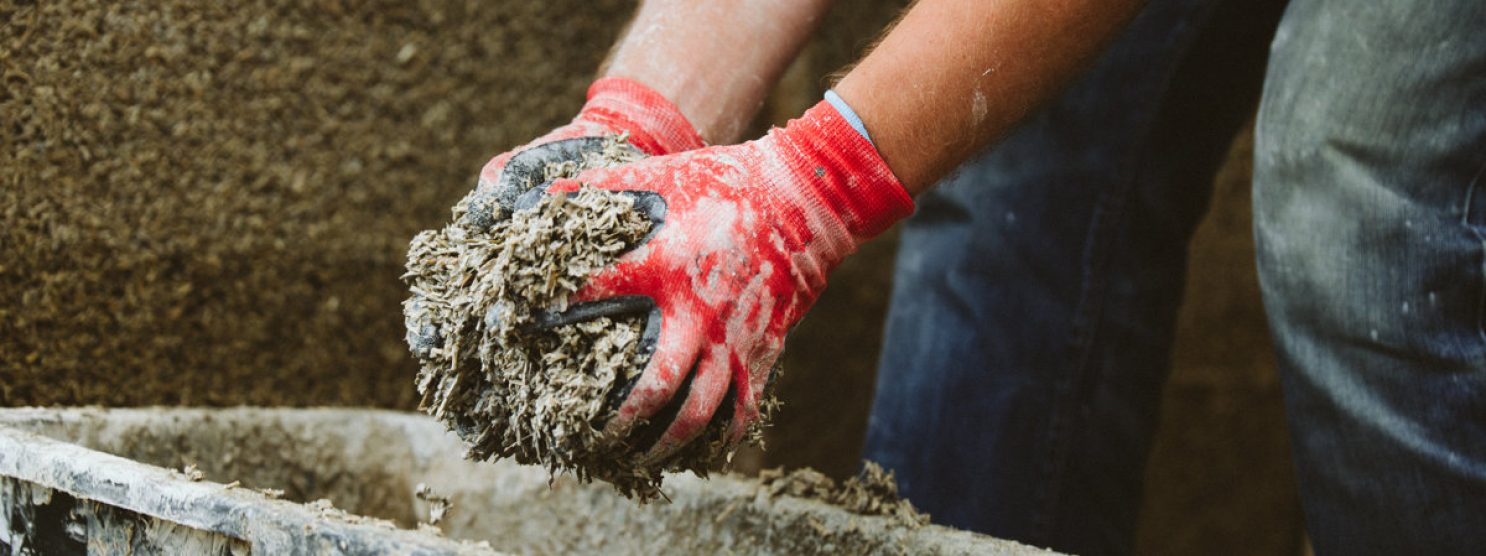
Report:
471,77,913,464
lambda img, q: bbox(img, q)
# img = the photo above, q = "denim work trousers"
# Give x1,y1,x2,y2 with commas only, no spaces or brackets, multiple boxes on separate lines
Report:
864,0,1486,554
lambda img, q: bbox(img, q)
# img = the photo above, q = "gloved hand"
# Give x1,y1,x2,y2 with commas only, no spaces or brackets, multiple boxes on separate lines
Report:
407,77,703,359
457,77,706,230
550,100,914,463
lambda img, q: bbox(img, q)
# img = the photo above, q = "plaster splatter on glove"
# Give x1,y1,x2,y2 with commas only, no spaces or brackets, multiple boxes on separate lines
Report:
546,100,914,466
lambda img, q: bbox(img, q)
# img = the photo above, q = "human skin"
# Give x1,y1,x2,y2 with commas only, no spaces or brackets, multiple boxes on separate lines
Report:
603,0,1147,192
836,0,1147,192
602,0,836,146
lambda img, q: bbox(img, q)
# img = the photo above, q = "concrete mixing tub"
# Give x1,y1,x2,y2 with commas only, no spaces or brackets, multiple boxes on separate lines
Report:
0,408,1057,555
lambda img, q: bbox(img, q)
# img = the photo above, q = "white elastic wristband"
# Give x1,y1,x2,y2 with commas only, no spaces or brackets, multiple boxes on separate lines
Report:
823,90,875,147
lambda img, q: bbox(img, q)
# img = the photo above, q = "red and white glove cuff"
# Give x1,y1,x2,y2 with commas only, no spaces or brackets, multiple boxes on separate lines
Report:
579,77,707,156
775,100,915,245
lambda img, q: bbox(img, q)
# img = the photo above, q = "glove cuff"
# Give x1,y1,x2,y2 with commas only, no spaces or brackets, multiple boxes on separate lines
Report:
580,77,707,156
773,100,915,244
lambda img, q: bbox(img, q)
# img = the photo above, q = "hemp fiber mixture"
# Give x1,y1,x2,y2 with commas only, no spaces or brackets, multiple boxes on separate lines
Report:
402,136,749,499
759,462,930,529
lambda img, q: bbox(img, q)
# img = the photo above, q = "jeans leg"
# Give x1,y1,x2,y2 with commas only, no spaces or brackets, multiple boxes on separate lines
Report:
1254,1,1486,554
864,0,1286,554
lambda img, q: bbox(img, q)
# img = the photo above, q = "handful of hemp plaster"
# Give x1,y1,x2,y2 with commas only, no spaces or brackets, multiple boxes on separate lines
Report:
402,135,738,500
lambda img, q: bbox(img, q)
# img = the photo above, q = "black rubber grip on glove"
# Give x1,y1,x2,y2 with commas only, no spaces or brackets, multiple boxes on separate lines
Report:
461,136,612,230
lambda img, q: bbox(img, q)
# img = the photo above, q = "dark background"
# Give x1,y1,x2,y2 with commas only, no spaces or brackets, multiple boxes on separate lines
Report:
1,1,1302,553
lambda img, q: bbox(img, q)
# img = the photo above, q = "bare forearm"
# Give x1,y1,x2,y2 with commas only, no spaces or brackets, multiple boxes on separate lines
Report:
603,0,835,145
836,0,1147,193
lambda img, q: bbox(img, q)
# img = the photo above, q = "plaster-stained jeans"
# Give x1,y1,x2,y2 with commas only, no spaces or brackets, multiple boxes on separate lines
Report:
863,0,1486,554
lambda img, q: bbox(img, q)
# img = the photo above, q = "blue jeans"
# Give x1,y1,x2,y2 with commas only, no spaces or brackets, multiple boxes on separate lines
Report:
864,0,1486,554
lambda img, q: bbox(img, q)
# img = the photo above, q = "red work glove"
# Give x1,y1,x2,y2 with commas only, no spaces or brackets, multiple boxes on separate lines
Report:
408,78,703,359
458,77,705,230
552,100,914,463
